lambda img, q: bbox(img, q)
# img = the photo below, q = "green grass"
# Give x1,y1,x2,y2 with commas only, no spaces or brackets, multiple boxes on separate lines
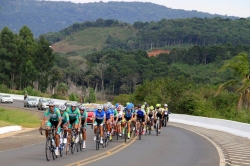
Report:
53,26,138,54
0,108,41,128
0,120,15,127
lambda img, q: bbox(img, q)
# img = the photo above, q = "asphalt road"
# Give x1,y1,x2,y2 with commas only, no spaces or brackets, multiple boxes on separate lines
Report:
0,100,220,166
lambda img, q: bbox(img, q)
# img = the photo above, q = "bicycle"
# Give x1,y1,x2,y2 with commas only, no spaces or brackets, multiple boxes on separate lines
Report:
137,118,143,140
67,128,78,154
95,124,105,150
155,117,160,136
79,126,85,151
112,121,119,140
103,124,109,147
146,117,153,135
59,130,67,157
40,126,57,161
123,120,129,142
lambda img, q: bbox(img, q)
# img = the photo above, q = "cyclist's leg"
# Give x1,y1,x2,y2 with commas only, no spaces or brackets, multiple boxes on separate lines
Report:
127,120,131,138
158,113,162,130
45,120,52,138
106,119,111,135
68,120,73,143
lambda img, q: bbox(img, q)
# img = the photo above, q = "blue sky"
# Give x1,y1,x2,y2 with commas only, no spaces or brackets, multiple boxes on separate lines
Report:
48,0,250,17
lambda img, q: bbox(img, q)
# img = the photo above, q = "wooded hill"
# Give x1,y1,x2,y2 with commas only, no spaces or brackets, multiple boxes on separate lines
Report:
44,17,250,56
0,0,239,37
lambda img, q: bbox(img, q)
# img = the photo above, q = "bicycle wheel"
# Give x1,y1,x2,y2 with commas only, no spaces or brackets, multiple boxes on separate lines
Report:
45,138,51,161
124,127,127,142
96,129,100,150
139,123,142,140
79,132,83,151
51,139,56,160
149,121,151,135
156,121,159,136
71,135,75,154
60,143,66,157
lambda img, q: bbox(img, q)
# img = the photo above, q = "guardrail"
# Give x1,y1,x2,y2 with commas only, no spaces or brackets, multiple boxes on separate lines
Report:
1,93,250,139
170,114,250,139
1,93,69,105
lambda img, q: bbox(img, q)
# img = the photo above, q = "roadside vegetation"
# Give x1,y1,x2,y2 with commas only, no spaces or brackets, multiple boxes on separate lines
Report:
0,108,41,128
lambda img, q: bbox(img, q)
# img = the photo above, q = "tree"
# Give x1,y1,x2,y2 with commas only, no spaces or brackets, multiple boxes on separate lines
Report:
216,52,250,110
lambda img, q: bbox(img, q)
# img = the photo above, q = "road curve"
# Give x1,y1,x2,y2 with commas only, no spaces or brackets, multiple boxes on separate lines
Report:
0,100,220,166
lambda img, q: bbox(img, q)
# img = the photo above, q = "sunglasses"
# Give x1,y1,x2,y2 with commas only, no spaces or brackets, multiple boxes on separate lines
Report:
49,106,54,108
98,109,101,110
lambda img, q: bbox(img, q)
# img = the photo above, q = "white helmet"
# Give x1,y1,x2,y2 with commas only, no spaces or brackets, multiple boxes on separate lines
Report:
164,104,168,107
97,105,103,110
47,100,55,106
59,104,67,111
79,105,86,110
71,102,78,107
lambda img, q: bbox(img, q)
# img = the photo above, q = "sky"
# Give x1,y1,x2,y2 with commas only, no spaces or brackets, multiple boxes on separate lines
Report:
48,0,250,18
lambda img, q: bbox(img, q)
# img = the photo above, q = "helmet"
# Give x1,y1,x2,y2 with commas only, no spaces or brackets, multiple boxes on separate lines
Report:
144,102,147,105
126,102,130,106
117,105,122,111
97,105,103,110
79,105,86,110
59,104,67,111
149,106,154,110
47,100,55,106
156,104,161,108
126,104,133,110
164,104,168,107
71,102,78,107
103,104,108,109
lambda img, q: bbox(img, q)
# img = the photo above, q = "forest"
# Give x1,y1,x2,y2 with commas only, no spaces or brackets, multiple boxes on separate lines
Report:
0,0,240,37
1,18,250,123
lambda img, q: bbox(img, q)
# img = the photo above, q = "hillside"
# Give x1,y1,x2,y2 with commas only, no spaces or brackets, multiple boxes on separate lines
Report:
51,26,137,54
46,17,250,55
0,0,239,37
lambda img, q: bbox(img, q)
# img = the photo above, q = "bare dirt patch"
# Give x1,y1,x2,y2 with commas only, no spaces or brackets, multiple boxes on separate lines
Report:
148,49,170,57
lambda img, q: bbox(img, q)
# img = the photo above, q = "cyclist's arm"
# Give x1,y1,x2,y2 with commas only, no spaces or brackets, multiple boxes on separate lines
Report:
92,112,96,124
84,112,88,125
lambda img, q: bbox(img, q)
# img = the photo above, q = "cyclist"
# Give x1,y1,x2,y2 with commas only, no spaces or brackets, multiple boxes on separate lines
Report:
93,105,106,144
115,105,123,137
154,104,163,134
122,104,133,139
135,104,146,135
59,104,69,144
79,105,88,149
162,104,170,126
103,104,113,140
67,102,81,144
110,105,118,140
39,101,62,156
24,91,28,100
147,106,155,130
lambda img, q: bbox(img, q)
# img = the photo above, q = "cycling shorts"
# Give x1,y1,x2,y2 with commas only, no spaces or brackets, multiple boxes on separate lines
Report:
93,119,103,126
46,120,61,134
80,119,87,129
69,118,79,129
137,116,145,122
156,113,162,119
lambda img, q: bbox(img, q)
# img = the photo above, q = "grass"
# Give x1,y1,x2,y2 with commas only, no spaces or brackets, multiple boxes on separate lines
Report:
0,120,15,127
0,107,41,128
52,26,138,54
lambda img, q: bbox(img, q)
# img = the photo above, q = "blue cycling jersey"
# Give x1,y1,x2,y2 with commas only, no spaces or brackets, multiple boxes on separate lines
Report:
125,110,133,118
94,110,105,120
136,109,145,117
104,109,113,119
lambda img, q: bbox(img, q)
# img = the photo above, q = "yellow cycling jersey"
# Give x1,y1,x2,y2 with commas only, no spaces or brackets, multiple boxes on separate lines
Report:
162,108,168,112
